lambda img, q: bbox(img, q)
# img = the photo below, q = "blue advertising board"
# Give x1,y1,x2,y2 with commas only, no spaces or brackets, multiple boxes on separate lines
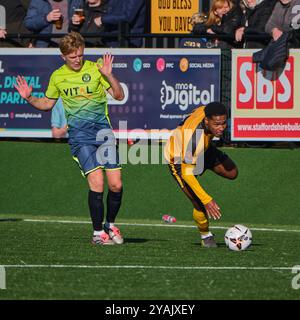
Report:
0,48,220,138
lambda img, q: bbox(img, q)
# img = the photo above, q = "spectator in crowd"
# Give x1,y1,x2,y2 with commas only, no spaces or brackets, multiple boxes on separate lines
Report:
192,0,242,48
235,0,277,48
70,0,107,47
24,0,82,47
93,0,146,47
51,98,68,138
180,12,209,48
265,0,300,47
0,0,32,47
190,12,209,26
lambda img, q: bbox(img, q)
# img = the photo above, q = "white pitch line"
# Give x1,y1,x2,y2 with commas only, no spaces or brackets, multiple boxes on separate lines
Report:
1,264,294,271
22,219,300,233
24,219,90,224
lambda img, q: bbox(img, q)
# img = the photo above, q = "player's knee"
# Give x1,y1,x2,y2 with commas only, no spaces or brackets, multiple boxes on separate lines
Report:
108,182,122,193
227,167,238,180
89,181,104,192
87,175,104,192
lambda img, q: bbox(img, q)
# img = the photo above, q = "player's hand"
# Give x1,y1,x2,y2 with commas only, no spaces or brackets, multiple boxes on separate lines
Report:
14,76,33,100
204,199,221,220
97,53,113,77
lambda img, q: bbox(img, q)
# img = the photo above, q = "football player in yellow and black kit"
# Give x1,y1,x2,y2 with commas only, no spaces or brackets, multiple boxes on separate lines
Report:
164,102,238,247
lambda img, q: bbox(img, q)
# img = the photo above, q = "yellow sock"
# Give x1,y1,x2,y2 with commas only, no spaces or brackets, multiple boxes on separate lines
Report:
193,209,209,236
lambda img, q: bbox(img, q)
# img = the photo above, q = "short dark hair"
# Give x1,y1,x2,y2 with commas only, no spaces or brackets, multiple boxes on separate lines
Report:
204,102,228,119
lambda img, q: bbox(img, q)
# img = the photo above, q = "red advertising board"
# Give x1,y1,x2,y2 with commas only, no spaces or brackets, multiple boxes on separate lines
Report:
231,49,300,141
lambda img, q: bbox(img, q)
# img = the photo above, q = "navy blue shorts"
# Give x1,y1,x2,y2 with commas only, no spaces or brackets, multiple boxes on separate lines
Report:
70,128,121,176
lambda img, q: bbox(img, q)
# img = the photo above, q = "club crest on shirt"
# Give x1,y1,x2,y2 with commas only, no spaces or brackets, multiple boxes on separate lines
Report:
82,73,91,82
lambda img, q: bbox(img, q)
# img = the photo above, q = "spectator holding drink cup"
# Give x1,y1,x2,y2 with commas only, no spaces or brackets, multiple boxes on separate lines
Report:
24,0,83,47
49,8,64,30
70,0,107,47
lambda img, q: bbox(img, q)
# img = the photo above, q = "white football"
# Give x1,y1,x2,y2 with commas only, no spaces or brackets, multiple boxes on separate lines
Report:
225,224,252,251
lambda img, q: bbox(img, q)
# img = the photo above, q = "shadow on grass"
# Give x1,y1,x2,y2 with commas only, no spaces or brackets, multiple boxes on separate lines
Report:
124,238,149,243
0,218,23,222
192,242,226,247
124,238,169,243
193,242,262,250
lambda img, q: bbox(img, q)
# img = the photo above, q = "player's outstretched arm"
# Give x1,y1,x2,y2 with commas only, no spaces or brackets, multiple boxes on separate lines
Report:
181,164,221,220
97,54,124,101
14,76,56,111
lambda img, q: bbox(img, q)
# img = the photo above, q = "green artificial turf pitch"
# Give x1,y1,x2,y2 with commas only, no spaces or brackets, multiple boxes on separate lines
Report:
0,141,300,299
0,217,300,299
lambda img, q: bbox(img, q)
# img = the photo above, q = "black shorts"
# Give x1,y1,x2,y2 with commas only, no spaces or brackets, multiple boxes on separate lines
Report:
203,145,229,171
169,145,229,176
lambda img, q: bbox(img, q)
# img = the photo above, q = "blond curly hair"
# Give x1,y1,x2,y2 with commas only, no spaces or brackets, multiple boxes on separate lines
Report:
59,32,85,56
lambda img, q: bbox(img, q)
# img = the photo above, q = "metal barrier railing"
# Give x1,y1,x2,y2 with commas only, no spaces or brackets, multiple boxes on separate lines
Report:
1,19,273,49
